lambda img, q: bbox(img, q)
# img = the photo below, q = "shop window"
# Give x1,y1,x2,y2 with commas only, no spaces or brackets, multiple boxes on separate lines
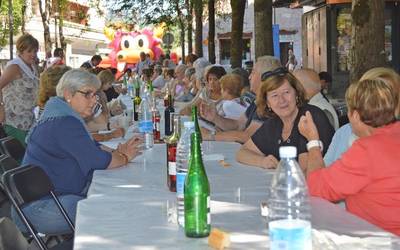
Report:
219,39,251,65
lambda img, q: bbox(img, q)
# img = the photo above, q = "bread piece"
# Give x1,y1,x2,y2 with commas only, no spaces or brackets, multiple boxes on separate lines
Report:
208,228,231,249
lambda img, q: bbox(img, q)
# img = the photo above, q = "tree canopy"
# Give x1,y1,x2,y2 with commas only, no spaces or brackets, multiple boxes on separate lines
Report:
0,0,24,47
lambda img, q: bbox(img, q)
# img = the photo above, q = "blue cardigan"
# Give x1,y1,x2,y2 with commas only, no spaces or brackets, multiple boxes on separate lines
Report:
23,116,111,195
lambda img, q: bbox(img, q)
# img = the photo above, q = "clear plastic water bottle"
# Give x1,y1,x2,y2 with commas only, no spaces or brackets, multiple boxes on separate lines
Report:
176,121,195,226
138,96,153,149
268,146,312,250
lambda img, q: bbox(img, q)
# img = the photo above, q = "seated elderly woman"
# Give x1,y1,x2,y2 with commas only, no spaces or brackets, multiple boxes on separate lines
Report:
15,69,142,235
236,67,334,169
86,69,125,141
323,67,400,165
179,58,211,116
299,78,400,235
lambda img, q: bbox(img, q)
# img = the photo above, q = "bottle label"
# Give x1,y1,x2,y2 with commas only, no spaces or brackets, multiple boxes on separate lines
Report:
168,162,177,175
207,196,211,225
176,172,187,197
269,219,311,250
139,120,153,133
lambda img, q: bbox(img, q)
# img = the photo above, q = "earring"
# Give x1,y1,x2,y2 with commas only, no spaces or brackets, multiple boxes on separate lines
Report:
267,106,272,112
67,99,71,103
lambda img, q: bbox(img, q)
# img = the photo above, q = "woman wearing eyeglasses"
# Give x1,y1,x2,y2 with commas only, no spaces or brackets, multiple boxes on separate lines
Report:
16,69,143,235
236,68,334,170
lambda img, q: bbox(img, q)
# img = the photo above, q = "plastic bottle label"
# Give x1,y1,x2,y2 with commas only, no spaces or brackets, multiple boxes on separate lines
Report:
176,172,187,197
168,162,177,175
269,219,311,250
139,120,153,133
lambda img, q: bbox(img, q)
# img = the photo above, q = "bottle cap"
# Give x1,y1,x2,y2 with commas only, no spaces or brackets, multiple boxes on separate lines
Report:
184,121,195,128
279,146,297,158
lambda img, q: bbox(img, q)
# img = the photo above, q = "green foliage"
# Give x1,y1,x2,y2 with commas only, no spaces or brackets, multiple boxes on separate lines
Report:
0,0,24,47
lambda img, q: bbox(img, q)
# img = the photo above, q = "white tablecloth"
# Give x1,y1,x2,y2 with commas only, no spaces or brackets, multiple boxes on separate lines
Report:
74,142,398,250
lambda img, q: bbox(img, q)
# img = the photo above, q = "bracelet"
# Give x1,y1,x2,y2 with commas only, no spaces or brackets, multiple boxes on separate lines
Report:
115,150,129,165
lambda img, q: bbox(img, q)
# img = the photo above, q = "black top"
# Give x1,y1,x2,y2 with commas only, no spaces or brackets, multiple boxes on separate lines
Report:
251,104,334,159
244,102,269,128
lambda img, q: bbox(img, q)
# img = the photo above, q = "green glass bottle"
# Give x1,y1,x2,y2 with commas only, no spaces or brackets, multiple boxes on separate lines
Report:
184,132,210,238
191,106,202,142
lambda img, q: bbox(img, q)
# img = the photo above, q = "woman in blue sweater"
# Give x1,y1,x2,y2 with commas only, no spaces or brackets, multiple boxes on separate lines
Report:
14,69,142,234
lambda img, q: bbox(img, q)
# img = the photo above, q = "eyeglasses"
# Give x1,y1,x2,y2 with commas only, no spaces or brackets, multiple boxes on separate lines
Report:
76,90,98,100
261,67,289,81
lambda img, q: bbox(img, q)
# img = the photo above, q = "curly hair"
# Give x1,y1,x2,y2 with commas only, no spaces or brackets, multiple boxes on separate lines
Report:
255,71,306,118
38,65,71,107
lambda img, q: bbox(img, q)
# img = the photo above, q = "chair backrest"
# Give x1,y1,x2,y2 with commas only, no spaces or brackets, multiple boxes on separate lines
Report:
0,154,19,175
0,136,26,163
2,165,53,206
0,126,7,139
2,165,74,250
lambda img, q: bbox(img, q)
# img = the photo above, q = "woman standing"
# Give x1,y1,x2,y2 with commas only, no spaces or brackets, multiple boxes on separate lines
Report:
0,34,40,145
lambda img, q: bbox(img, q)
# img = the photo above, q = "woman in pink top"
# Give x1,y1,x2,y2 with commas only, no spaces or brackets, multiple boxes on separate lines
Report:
298,75,400,235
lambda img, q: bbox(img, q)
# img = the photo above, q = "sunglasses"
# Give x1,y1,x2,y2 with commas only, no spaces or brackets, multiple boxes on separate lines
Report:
261,67,289,81
76,90,98,100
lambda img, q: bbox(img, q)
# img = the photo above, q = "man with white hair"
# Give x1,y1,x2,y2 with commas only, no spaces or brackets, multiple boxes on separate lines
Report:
200,55,281,143
294,68,339,130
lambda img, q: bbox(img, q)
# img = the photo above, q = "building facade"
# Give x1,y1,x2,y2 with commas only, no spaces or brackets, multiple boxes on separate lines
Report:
201,0,303,68
0,0,109,68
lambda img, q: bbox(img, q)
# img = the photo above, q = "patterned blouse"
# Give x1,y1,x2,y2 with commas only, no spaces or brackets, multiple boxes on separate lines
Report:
3,69,39,131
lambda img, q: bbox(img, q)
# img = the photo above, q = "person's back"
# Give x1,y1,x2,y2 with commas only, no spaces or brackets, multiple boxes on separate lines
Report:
311,121,400,235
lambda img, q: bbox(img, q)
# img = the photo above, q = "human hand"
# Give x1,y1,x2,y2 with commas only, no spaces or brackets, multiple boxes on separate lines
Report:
111,127,125,139
261,155,279,169
200,101,217,122
118,136,143,161
298,111,320,141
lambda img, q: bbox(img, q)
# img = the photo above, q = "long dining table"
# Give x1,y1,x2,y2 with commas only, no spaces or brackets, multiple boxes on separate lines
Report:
73,139,399,250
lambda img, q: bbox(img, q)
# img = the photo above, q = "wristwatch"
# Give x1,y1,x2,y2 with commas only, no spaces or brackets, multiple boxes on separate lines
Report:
306,140,323,152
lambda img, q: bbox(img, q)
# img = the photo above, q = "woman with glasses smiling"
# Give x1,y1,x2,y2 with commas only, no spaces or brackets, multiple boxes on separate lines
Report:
16,69,143,235
236,67,334,170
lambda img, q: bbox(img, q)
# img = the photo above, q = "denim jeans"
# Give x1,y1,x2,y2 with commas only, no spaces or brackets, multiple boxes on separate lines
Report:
11,194,84,235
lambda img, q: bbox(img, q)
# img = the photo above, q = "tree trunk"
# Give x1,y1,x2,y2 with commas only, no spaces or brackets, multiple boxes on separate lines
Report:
208,0,215,63
8,0,13,59
194,0,203,57
254,0,273,59
21,2,26,33
38,0,52,58
58,0,67,52
173,0,186,63
350,0,385,82
186,0,193,54
230,0,246,68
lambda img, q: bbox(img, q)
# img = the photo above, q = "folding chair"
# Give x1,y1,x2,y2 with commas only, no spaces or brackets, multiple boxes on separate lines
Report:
0,136,26,163
0,154,19,217
2,165,75,250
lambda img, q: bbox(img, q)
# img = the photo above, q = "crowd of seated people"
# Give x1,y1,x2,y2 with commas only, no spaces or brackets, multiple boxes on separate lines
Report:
0,32,399,240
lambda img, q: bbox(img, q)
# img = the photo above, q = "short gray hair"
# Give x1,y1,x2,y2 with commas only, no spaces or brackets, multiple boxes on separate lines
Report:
193,57,211,82
185,67,196,78
56,69,101,97
256,55,282,74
